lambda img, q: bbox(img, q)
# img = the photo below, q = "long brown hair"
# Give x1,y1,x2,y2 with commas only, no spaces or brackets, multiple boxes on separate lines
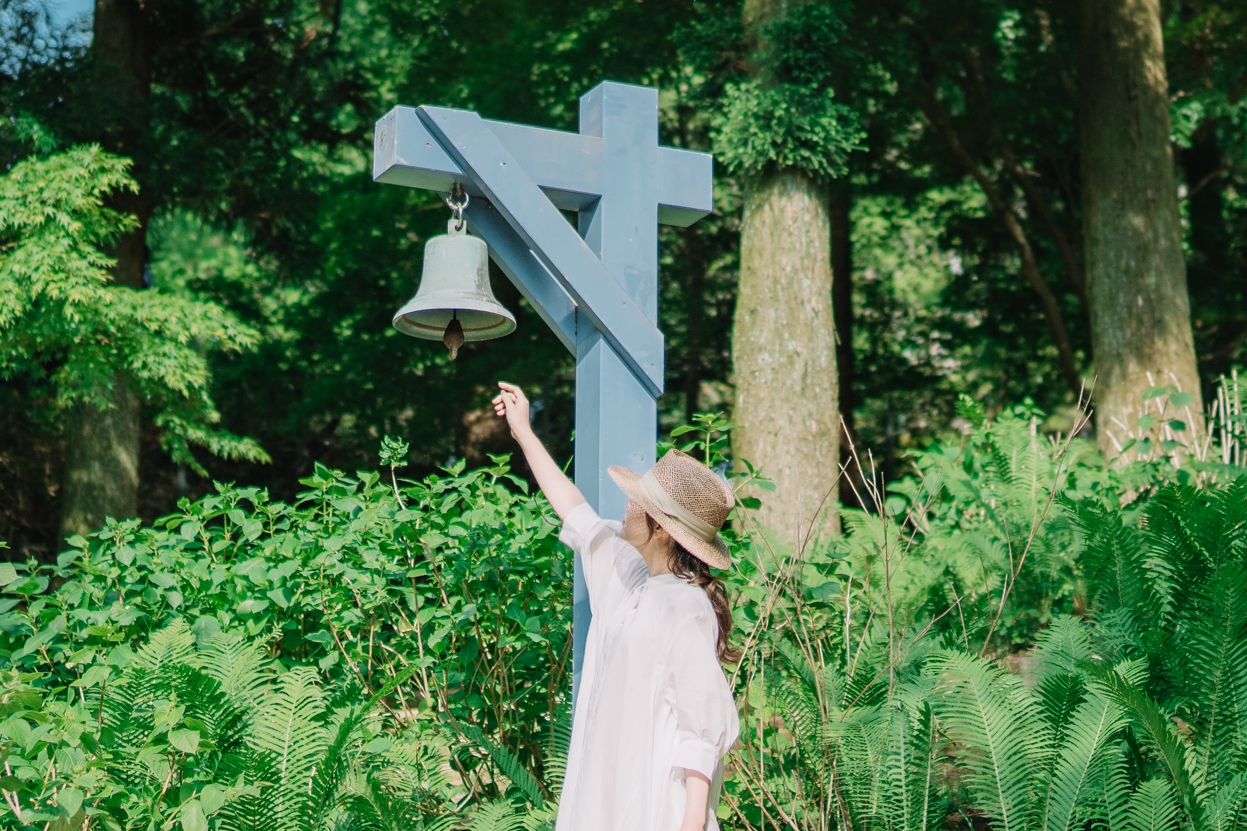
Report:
644,514,740,664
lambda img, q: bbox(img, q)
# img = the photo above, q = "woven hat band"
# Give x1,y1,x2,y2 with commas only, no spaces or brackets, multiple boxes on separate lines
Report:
638,468,719,542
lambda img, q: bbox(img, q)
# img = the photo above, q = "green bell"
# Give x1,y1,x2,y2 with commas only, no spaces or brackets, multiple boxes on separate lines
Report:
392,219,516,359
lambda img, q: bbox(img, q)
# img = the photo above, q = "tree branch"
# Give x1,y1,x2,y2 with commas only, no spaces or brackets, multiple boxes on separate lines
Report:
993,135,1087,306
918,86,1083,394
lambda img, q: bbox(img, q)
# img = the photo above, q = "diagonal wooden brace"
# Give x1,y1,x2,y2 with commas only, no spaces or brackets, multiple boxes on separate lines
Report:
418,105,665,396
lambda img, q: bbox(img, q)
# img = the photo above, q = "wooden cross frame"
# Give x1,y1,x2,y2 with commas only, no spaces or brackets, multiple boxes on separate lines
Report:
372,81,714,703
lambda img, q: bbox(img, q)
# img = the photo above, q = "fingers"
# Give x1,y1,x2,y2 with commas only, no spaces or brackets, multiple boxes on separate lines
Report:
493,389,519,418
497,381,527,403
495,383,527,423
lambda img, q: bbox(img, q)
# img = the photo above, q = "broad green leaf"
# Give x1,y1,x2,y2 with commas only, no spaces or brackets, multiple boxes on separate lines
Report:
57,788,83,817
181,800,208,831
169,729,201,754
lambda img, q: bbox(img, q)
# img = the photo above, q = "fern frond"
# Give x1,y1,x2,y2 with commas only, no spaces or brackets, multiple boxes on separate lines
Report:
453,721,545,809
1040,685,1127,831
132,618,196,673
1092,608,1143,665
376,734,458,806
335,769,425,831
1037,672,1086,758
200,629,273,708
468,798,527,831
1034,616,1093,680
1065,498,1146,615
1096,747,1134,831
308,664,422,829
1124,778,1181,831
1204,768,1247,831
519,806,558,831
1179,564,1247,792
929,650,1045,831
247,666,329,831
540,706,572,798
880,683,945,831
768,661,829,808
827,702,886,825
1082,661,1202,829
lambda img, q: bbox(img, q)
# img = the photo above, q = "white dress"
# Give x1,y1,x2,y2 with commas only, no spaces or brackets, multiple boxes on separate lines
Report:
555,503,740,831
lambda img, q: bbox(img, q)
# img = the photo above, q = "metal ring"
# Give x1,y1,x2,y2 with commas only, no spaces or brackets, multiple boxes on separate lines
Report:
445,184,470,217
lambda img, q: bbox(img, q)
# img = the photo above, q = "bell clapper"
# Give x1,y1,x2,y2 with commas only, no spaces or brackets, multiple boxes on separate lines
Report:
443,311,466,359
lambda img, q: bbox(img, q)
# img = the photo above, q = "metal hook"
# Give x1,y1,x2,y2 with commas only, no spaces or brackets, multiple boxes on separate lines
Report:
446,183,469,230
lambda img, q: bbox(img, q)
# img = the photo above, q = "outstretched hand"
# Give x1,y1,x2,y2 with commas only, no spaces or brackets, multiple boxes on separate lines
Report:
493,382,533,440
491,381,585,519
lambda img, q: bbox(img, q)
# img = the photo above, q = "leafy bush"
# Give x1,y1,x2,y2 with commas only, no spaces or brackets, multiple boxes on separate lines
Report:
0,453,569,829
719,400,1247,830
711,82,863,181
3,404,1247,830
0,618,468,831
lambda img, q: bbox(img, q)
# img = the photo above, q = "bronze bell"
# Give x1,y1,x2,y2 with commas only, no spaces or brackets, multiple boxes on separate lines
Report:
392,213,516,359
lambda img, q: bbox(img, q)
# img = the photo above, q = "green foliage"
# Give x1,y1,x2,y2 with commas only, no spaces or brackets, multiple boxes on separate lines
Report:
684,0,864,182
2,405,1247,829
711,81,863,181
0,618,459,831
0,449,569,827
0,148,267,472
718,398,1247,830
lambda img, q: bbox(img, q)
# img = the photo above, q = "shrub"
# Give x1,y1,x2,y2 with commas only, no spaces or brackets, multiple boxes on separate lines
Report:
0,454,568,828
3,403,1247,830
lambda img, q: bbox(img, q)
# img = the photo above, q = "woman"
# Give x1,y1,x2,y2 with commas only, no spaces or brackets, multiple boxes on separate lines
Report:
493,382,740,831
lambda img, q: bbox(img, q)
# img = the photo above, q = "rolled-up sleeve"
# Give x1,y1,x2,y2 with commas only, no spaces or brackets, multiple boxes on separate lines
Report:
668,609,740,780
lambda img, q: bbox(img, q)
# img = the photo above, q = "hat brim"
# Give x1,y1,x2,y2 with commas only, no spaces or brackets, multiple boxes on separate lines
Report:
608,465,732,570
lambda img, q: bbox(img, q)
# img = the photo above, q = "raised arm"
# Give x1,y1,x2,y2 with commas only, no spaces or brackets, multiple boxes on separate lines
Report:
493,382,586,519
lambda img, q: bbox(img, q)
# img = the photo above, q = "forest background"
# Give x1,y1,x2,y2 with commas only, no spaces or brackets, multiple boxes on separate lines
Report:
7,2,1247,830
3,0,1245,553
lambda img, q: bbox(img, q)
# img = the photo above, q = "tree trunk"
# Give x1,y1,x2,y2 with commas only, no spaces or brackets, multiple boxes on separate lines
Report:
732,0,839,547
60,0,155,539
1079,0,1204,456
732,171,839,547
60,379,141,537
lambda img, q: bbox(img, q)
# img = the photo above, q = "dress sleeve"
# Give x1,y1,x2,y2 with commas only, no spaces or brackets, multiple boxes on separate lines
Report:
668,606,741,780
558,503,635,614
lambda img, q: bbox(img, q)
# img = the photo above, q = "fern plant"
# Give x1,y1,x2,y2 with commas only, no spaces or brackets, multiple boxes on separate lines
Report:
0,621,456,831
1066,478,1247,830
928,618,1130,831
450,706,571,831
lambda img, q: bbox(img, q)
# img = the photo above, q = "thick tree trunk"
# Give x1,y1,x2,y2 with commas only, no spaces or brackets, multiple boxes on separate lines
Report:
1079,0,1204,455
732,171,839,547
60,0,154,539
61,379,141,537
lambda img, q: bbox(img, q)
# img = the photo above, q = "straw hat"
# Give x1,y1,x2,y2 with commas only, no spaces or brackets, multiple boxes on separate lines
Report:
608,449,734,570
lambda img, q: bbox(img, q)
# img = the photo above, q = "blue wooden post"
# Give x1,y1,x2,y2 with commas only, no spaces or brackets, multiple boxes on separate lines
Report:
371,82,712,707
571,84,659,702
